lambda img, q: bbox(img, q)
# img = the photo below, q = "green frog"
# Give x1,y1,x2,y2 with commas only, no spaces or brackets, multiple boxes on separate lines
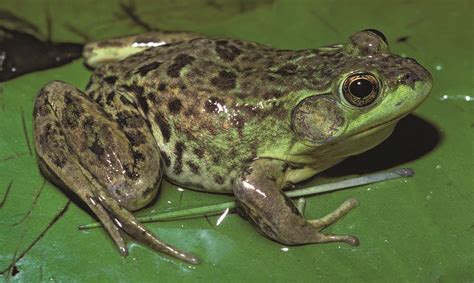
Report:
33,29,432,264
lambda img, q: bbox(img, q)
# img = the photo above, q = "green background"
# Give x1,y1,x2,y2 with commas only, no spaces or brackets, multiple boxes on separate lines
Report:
0,0,472,281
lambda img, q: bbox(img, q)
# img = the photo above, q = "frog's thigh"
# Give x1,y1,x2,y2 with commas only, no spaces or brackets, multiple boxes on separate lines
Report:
33,82,200,263
233,159,359,246
34,81,162,210
33,81,134,253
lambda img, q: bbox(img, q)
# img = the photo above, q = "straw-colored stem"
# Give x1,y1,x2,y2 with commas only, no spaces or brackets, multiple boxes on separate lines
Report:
78,168,413,230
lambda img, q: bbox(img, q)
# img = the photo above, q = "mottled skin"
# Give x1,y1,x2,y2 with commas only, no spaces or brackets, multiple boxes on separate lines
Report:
33,30,432,264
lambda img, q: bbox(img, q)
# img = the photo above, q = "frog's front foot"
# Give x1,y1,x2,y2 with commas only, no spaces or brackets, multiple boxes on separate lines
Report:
233,159,359,246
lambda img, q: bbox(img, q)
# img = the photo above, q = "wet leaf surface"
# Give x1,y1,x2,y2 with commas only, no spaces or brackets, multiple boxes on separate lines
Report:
0,0,472,281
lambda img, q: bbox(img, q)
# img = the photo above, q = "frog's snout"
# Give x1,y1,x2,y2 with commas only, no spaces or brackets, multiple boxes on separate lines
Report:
400,57,433,92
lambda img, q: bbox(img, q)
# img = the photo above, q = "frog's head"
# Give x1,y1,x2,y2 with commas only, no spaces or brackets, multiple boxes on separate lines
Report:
291,29,432,162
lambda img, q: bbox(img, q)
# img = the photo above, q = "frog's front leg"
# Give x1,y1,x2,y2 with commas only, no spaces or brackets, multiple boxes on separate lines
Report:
33,81,198,264
233,159,359,246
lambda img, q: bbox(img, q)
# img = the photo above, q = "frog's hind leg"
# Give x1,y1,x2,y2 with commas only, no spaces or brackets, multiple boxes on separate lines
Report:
83,31,201,68
33,81,199,264
233,159,359,246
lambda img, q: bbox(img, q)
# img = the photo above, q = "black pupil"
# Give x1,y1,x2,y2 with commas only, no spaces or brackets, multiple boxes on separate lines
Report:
349,79,373,98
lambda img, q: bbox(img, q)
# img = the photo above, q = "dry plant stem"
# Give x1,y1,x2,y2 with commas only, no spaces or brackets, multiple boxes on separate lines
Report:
78,168,413,230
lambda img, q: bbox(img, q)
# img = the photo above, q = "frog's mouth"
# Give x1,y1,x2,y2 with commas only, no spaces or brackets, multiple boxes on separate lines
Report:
295,115,402,163
346,113,408,141
334,114,409,159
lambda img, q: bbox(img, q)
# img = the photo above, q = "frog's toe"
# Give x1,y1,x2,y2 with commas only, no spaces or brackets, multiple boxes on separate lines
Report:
86,194,129,256
308,198,359,230
310,233,359,246
93,188,200,264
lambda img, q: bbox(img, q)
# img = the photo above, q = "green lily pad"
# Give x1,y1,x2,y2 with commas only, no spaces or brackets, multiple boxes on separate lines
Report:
0,0,472,281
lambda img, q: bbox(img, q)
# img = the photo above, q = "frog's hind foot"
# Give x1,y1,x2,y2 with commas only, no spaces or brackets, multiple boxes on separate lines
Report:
308,198,359,229
92,188,200,265
308,198,360,246
37,158,130,255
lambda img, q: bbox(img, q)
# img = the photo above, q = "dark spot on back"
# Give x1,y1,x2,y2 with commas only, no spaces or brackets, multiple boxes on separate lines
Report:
132,150,145,162
49,152,67,168
215,40,242,61
214,175,225,185
147,92,160,104
168,98,182,114
154,113,171,143
136,61,162,76
137,95,149,113
121,84,144,96
186,161,200,174
106,91,115,105
173,142,186,174
275,64,298,76
204,96,225,113
178,82,187,90
211,70,237,90
34,97,52,117
167,54,195,78
89,136,105,157
158,82,167,91
116,111,144,128
124,164,140,180
94,94,105,107
104,76,118,85
193,148,204,158
125,131,146,146
63,92,74,105
82,117,93,128
61,97,83,128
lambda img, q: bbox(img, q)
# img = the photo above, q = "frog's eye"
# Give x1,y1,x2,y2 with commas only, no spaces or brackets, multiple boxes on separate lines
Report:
342,73,380,107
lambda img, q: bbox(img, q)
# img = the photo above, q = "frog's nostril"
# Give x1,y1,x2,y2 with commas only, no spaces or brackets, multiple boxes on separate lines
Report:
400,73,412,81
398,71,420,87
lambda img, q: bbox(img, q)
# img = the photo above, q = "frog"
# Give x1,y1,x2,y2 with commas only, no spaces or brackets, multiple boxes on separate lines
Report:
33,29,432,264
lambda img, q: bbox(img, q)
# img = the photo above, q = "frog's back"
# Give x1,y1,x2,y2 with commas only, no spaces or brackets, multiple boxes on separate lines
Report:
91,37,337,100
85,38,339,192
